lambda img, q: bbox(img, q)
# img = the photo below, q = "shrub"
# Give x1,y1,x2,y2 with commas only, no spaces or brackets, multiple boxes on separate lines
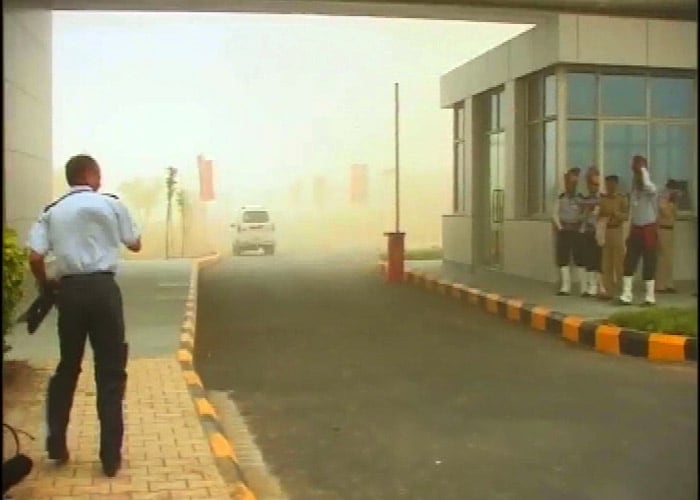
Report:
608,306,698,337
3,228,27,352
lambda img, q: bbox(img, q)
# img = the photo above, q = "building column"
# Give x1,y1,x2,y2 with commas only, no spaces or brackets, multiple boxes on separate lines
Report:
3,2,53,241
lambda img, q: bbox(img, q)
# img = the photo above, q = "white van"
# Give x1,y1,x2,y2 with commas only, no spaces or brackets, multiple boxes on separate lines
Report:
231,205,276,255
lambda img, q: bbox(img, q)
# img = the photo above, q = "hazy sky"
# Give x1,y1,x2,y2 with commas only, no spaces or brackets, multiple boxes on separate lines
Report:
53,12,531,197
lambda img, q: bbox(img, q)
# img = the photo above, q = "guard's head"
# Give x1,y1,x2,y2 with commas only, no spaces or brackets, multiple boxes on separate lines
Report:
65,154,101,191
604,175,619,194
585,166,600,193
565,167,580,192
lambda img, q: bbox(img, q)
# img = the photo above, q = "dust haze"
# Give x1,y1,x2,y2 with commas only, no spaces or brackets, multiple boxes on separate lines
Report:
51,12,532,261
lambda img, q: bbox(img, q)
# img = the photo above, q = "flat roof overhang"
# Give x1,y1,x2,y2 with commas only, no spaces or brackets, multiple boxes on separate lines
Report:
28,0,698,22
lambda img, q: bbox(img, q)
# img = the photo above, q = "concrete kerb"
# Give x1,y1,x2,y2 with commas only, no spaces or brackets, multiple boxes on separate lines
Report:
378,261,697,363
177,253,258,500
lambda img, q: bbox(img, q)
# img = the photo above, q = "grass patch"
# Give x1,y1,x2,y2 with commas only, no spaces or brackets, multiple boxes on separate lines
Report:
379,247,443,261
608,306,698,337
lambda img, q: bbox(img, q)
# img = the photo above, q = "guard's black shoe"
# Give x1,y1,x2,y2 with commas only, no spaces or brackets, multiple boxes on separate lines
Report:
102,457,121,478
46,437,69,465
556,291,570,296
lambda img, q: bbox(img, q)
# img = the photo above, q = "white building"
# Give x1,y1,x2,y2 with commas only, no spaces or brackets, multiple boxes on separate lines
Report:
440,14,697,283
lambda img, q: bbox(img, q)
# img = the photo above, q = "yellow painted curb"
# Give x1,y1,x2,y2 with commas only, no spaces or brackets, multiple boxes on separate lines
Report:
595,324,621,355
562,316,584,343
196,397,218,418
648,333,687,361
506,299,523,321
177,349,193,363
231,481,258,500
182,370,203,387
485,293,500,314
530,306,550,331
210,432,236,459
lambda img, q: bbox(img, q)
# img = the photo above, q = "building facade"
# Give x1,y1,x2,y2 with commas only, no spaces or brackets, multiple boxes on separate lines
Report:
441,14,697,283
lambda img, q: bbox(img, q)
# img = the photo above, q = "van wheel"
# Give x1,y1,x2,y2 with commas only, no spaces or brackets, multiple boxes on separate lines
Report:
264,245,275,256
233,245,241,256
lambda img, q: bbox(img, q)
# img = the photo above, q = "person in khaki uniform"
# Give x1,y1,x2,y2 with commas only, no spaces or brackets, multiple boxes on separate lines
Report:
597,175,629,300
656,179,680,293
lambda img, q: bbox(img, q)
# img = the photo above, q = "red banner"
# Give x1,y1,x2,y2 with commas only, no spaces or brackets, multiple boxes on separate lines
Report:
198,158,214,201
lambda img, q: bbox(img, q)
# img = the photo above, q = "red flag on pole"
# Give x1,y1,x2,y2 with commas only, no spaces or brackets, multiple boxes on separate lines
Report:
198,158,214,201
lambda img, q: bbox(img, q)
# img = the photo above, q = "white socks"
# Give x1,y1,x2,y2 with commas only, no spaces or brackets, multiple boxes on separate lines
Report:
559,266,571,294
619,276,634,304
644,280,656,305
578,267,588,296
586,272,598,296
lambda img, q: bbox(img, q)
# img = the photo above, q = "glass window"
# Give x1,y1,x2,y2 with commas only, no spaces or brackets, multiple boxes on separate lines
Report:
601,75,647,117
567,73,597,116
455,105,465,141
602,123,648,193
544,74,557,117
567,120,596,171
544,120,557,205
490,94,499,131
242,211,270,223
650,124,694,210
527,77,542,121
651,77,695,118
527,123,543,215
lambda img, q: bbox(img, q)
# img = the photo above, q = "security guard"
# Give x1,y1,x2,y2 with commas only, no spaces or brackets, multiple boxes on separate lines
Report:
597,175,629,300
619,155,659,306
552,167,585,295
578,166,603,297
656,179,679,293
26,154,141,477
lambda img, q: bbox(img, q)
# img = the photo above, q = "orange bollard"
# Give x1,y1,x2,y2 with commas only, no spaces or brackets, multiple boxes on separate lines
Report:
384,232,405,283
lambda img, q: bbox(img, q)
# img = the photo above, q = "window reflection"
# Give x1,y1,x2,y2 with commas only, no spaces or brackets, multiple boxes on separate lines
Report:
567,120,596,171
567,73,597,116
650,124,693,210
651,77,694,118
601,75,646,117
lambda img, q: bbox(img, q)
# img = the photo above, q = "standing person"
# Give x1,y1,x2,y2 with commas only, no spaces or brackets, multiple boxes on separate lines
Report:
656,179,679,293
597,175,629,300
619,155,659,306
25,154,141,477
552,167,585,295
579,166,604,297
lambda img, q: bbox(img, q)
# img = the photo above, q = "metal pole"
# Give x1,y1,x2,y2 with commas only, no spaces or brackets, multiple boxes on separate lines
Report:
394,82,400,233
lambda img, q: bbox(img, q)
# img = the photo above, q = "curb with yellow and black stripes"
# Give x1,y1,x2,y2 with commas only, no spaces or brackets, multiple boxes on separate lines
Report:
177,253,257,500
379,262,697,363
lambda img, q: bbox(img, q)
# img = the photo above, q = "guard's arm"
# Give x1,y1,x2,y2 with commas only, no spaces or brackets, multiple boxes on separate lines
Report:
552,198,562,230
114,200,142,253
26,214,51,289
640,167,657,194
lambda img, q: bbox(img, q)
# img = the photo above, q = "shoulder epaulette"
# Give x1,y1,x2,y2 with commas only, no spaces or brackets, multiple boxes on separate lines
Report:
43,191,81,213
102,193,119,200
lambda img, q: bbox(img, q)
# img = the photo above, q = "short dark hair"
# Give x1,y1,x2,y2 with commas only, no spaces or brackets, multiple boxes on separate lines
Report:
65,154,98,186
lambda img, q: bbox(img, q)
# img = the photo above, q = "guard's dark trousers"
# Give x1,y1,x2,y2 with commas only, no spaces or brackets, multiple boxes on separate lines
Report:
46,273,128,465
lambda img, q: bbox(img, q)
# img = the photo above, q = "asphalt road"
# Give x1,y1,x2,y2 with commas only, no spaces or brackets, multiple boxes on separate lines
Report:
195,251,697,500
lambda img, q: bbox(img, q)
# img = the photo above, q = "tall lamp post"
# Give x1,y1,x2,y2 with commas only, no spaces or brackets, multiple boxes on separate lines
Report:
384,82,405,283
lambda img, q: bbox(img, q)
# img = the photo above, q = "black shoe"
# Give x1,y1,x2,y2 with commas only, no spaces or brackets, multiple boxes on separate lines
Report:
556,291,570,296
46,437,69,465
102,457,122,478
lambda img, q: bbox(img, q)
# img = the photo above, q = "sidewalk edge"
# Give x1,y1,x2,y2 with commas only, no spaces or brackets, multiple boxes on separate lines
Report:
377,261,697,363
177,253,258,500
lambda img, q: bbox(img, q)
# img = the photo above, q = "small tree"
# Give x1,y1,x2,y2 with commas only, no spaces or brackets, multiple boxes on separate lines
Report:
165,167,178,259
176,189,187,257
3,228,27,353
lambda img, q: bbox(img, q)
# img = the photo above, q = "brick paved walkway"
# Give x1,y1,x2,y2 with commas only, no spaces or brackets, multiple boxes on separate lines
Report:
6,358,232,499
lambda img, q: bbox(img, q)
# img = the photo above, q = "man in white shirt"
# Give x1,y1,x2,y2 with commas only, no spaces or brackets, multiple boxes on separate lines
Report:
26,154,141,477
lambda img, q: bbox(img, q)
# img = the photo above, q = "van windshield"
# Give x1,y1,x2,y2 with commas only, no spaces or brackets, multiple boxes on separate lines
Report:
242,211,269,223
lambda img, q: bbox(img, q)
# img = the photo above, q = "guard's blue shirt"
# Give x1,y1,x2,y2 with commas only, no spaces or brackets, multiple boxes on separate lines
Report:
26,186,141,278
